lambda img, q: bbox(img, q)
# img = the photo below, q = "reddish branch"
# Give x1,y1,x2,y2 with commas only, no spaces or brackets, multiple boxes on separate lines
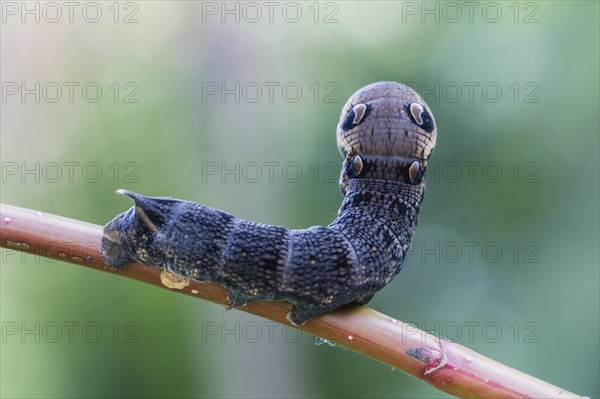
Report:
0,203,582,399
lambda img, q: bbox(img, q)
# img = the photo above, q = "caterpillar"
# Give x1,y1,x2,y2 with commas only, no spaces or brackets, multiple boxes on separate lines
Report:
102,81,437,326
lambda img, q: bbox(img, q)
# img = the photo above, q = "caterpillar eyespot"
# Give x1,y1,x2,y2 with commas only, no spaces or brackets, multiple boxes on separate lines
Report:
409,103,425,125
408,161,422,184
340,103,371,132
102,81,438,326
351,155,364,177
351,103,368,125
408,102,435,134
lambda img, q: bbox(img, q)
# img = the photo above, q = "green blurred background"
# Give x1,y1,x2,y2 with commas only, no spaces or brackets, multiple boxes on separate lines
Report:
1,1,598,398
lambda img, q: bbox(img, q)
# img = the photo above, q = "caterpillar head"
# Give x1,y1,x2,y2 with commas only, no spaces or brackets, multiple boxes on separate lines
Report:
337,81,437,163
102,190,180,270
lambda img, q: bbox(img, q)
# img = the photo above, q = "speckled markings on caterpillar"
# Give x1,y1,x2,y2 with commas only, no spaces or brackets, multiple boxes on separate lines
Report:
101,81,437,325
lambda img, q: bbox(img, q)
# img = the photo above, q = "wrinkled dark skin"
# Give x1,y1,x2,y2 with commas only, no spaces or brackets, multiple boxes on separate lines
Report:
102,81,437,325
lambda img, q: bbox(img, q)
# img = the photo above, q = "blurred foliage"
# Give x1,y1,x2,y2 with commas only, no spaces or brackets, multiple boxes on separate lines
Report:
1,2,598,398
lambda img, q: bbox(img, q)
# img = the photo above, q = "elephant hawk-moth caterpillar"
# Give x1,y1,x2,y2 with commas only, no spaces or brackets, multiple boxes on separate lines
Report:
102,81,437,325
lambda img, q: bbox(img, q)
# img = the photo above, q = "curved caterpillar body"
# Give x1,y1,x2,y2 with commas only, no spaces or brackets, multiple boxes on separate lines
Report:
102,81,437,325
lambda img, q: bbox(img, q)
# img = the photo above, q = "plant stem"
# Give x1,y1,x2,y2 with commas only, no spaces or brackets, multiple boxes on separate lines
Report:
0,203,583,399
